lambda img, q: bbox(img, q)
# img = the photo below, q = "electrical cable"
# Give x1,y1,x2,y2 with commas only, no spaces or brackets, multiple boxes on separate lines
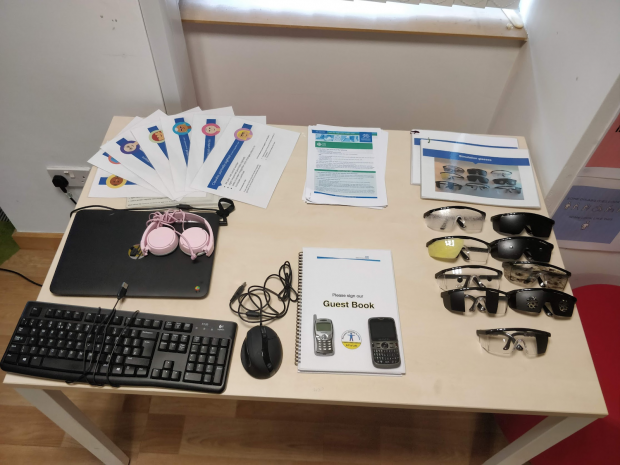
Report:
0,268,43,287
52,175,77,204
229,261,297,326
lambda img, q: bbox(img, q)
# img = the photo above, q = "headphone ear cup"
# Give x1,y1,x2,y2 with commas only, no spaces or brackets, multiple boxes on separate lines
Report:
146,227,178,256
179,228,209,256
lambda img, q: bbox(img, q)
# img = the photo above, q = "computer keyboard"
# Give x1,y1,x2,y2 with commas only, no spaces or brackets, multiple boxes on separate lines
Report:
1,301,237,393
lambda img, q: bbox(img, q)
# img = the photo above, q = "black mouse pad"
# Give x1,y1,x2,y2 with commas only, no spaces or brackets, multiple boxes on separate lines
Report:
50,210,220,298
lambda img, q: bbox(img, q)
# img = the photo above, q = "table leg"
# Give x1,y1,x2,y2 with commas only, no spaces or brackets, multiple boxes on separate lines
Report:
483,415,597,465
15,388,129,465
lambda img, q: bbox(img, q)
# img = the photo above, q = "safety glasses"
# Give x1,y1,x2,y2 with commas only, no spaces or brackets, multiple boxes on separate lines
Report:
440,172,465,181
491,170,512,178
443,165,464,174
493,178,517,186
477,328,550,356
491,212,555,238
495,186,522,194
502,261,571,290
441,287,508,315
435,266,502,291
467,168,487,176
467,175,489,184
426,236,490,263
506,288,576,317
466,183,489,191
423,206,486,233
436,181,463,191
490,237,554,262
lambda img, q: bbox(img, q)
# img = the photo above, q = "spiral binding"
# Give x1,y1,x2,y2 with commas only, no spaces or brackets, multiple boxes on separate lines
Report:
295,252,303,365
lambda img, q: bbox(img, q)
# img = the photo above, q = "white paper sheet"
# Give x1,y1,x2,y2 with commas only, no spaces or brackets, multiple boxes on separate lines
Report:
161,107,235,195
420,140,540,208
190,117,300,208
410,130,518,184
100,110,174,199
304,125,388,208
89,168,161,198
185,115,267,191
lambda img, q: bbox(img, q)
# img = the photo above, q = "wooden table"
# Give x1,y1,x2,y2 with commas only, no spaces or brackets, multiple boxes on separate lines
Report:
3,117,607,465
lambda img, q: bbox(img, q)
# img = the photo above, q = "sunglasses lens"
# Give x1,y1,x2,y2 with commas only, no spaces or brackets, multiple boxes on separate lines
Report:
491,240,523,261
527,218,554,238
519,335,539,357
492,215,526,235
428,238,464,259
438,269,500,291
424,209,485,233
444,289,506,315
503,263,568,290
479,333,513,356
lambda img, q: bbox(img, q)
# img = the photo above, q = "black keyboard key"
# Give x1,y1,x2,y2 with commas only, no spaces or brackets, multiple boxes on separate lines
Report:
213,366,224,385
162,333,171,342
112,316,123,325
164,322,173,331
16,326,29,336
140,330,157,340
163,360,174,370
171,334,179,343
39,347,49,356
192,336,202,344
174,322,183,332
169,343,177,352
151,368,161,379
209,346,218,356
58,350,67,358
190,344,199,354
161,369,171,380
142,340,155,358
124,366,135,376
152,320,162,329
54,309,64,319
134,318,144,327
198,355,207,364
211,338,220,346
125,357,150,367
72,311,83,321
20,346,30,354
203,374,212,384
4,353,18,364
136,367,148,377
183,323,192,332
67,350,77,360
206,364,214,374
177,344,187,353
132,348,142,357
29,307,41,317
8,344,20,354
112,365,123,375
85,313,95,322
159,342,168,352
186,363,195,372
45,309,55,318
184,372,202,383
12,335,25,344
143,319,152,328
171,370,181,381
217,348,227,365
196,363,205,373
221,339,230,348
41,358,85,373
200,346,209,355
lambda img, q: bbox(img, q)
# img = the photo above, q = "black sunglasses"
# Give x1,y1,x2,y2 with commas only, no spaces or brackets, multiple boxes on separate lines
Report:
506,288,576,317
493,178,517,186
491,212,555,238
467,175,489,184
495,186,522,194
441,287,508,315
490,237,554,262
476,328,551,356
466,183,489,191
436,181,462,191
467,168,487,176
502,261,571,291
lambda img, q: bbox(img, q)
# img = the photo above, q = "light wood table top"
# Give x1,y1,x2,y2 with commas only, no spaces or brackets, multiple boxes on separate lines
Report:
4,117,607,419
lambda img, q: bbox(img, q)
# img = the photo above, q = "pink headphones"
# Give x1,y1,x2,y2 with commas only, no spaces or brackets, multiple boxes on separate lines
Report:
140,210,214,260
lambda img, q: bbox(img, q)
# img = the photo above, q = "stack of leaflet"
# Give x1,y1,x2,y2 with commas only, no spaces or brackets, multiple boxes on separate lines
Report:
87,107,300,209
411,129,541,208
303,125,388,208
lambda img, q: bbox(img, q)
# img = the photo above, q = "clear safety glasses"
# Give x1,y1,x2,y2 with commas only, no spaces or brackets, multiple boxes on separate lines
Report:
443,165,464,174
436,181,462,191
439,172,465,181
423,206,486,233
426,236,490,263
491,170,512,178
502,261,570,291
477,328,550,357
441,287,508,316
435,265,502,291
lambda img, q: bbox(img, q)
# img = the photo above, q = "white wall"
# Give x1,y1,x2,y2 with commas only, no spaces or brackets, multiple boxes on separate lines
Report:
183,23,522,132
0,0,165,233
488,0,620,199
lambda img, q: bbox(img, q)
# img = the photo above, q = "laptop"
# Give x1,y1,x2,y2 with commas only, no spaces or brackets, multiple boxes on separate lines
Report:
50,210,221,298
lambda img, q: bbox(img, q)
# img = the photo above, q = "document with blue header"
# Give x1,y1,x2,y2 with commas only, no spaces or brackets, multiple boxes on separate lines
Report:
190,117,300,208
420,140,540,208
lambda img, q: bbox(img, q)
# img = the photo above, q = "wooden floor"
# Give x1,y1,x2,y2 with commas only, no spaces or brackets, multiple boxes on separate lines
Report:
0,249,511,464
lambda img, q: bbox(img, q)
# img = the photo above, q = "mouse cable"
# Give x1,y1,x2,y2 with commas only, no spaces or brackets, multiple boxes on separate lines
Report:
68,198,236,225
0,268,42,287
229,261,298,326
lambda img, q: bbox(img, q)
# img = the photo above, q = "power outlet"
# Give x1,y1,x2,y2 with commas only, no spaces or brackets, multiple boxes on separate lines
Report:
47,167,91,187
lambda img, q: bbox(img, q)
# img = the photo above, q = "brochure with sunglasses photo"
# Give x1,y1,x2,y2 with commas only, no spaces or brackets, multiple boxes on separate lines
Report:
295,248,405,376
420,140,541,208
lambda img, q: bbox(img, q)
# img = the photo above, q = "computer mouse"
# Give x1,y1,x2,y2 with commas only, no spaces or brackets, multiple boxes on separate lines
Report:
240,325,282,379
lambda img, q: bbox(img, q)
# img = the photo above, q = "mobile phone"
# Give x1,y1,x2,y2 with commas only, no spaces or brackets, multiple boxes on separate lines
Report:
368,317,401,368
313,314,334,356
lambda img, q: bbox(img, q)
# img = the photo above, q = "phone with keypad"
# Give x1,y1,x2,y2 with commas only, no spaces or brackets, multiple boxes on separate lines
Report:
313,314,334,356
368,317,401,368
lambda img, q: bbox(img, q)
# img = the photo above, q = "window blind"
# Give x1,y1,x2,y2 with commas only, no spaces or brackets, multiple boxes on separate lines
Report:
359,0,521,9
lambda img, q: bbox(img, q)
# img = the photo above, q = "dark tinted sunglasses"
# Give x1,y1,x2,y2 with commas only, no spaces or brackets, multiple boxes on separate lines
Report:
490,237,554,262
491,212,555,238
507,288,576,317
441,287,508,315
436,181,462,191
493,178,517,186
467,175,489,184
467,168,487,176
495,186,522,194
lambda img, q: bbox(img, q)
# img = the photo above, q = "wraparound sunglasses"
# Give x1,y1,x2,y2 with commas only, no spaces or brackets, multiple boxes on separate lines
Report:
490,237,554,262
491,212,555,238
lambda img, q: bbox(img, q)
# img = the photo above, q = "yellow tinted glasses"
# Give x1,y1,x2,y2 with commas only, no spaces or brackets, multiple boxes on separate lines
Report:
426,236,490,263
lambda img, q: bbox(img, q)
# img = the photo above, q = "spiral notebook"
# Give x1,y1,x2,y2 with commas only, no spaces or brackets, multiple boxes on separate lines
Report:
296,247,406,375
